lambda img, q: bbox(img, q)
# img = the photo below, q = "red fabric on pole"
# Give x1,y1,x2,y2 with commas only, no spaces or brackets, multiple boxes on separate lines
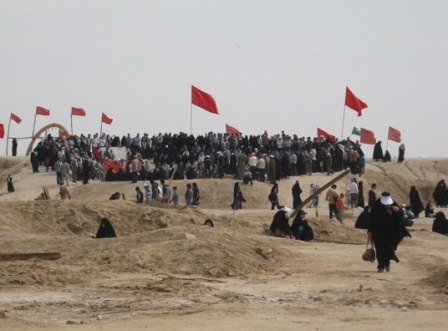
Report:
317,128,336,142
360,128,376,145
226,124,240,136
59,129,66,137
103,160,122,174
101,113,113,125
10,113,22,124
345,87,368,117
388,127,401,143
71,107,86,116
191,85,219,115
0,124,4,138
36,106,50,116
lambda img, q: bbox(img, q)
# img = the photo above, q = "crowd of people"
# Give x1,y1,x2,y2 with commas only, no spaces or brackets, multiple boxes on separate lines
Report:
28,130,369,186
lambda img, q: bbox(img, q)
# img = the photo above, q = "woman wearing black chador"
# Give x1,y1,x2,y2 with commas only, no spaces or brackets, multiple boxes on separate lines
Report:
7,174,14,192
372,141,384,161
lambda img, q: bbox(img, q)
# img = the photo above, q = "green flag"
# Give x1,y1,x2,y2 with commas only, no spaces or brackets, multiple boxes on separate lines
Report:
351,127,361,135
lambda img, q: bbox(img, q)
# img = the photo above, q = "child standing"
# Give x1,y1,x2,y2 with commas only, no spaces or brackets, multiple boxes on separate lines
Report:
336,192,346,223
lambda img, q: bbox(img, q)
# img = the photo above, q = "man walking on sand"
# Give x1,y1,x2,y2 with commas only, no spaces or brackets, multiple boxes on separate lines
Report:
325,184,339,220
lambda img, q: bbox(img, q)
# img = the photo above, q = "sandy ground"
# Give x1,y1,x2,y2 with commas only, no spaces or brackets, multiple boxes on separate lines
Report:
0,156,447,330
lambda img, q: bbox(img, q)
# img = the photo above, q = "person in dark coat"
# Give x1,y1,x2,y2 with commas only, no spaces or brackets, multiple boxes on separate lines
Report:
12,138,18,156
269,206,292,237
432,211,448,235
269,182,280,210
357,181,365,208
231,182,246,210
398,143,405,163
409,186,424,218
291,210,314,241
432,179,448,207
30,152,39,173
372,141,384,161
383,150,391,162
368,192,411,273
291,180,303,209
94,218,117,238
7,174,14,192
368,183,377,207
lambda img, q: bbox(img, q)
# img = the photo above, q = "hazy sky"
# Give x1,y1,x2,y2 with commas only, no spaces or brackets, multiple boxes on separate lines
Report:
1,1,447,158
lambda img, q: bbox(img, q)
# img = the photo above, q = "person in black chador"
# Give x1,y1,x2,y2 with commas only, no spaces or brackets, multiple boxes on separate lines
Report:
424,202,435,218
432,211,448,235
12,138,18,156
291,180,303,209
409,186,424,218
269,182,280,210
368,192,411,273
357,181,365,208
269,206,292,237
432,179,448,207
231,182,246,210
383,150,391,162
94,218,117,238
291,210,314,241
7,174,15,192
372,141,384,161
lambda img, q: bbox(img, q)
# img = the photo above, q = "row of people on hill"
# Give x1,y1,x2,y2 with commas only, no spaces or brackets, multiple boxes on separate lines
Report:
30,129,369,185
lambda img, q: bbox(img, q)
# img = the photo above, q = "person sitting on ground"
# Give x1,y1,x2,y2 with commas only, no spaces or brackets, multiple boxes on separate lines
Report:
402,204,415,227
355,206,371,229
204,219,215,227
92,218,117,238
109,192,121,200
269,206,293,238
291,210,314,241
432,211,448,235
425,202,435,218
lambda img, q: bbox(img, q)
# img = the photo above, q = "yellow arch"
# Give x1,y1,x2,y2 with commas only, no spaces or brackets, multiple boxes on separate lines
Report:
26,123,71,156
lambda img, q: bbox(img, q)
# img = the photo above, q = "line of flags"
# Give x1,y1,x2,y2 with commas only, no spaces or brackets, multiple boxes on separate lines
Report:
2,108,113,127
1,86,402,148
350,126,402,145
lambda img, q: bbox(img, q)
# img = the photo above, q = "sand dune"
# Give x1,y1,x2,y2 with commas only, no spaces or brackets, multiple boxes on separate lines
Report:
0,157,447,330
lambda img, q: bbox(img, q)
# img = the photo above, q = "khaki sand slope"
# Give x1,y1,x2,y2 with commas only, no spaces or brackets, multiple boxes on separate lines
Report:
0,156,447,331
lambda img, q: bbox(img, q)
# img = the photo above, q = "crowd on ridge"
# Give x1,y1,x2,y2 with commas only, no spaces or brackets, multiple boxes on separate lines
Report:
28,130,367,183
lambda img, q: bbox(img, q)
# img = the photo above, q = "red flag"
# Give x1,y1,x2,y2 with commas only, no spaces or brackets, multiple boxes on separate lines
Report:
71,107,86,116
10,113,22,124
360,128,376,145
0,124,4,138
101,112,113,125
388,127,401,143
317,128,336,142
59,129,66,137
191,85,219,115
36,106,50,116
103,160,123,174
345,87,368,117
226,124,240,136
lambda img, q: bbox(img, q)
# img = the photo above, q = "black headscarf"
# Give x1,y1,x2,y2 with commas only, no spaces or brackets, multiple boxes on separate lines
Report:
96,218,117,238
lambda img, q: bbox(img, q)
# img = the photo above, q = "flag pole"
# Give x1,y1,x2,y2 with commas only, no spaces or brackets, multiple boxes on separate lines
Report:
100,119,103,136
71,114,73,135
32,112,37,138
385,138,389,152
190,104,193,135
340,105,346,141
5,118,11,156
